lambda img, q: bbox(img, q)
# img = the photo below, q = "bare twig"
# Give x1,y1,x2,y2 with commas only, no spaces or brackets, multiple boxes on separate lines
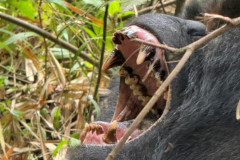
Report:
159,0,166,14
49,51,66,85
204,13,234,25
0,12,99,67
38,0,49,96
36,111,49,160
131,38,179,52
106,15,240,160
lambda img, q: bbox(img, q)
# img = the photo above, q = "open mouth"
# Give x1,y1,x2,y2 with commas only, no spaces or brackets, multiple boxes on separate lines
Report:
80,25,169,145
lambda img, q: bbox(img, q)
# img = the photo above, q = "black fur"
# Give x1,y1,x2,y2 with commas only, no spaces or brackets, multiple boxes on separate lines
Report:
66,1,240,159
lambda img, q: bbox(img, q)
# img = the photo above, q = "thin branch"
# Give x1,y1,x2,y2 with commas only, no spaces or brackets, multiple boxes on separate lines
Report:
204,13,235,25
38,0,49,93
159,0,166,14
131,38,178,52
93,4,109,100
106,15,240,160
0,12,99,67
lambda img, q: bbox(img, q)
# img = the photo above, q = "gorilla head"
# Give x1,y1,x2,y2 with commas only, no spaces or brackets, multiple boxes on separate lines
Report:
67,1,240,159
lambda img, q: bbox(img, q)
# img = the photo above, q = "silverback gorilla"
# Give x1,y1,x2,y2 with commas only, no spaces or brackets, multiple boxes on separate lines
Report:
67,0,240,159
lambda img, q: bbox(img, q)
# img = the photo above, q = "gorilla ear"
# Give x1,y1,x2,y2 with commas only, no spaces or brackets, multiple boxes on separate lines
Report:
185,20,206,40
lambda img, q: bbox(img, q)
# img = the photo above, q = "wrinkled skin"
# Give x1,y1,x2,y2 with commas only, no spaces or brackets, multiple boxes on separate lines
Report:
67,2,240,160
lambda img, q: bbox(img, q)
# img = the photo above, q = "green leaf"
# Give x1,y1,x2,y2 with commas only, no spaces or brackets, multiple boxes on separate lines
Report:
0,103,5,111
118,11,134,17
0,75,7,86
109,0,121,17
52,107,61,130
41,3,53,26
0,28,14,36
68,137,81,147
52,140,68,157
10,0,36,18
82,26,96,38
12,110,23,119
47,0,66,8
84,61,93,68
87,96,101,118
83,0,103,7
0,32,37,50
51,48,73,59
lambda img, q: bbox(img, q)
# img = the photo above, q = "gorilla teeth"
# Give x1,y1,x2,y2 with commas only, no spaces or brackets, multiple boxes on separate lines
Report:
133,85,145,96
125,74,139,85
112,31,124,44
137,45,155,65
138,95,144,101
112,27,137,45
102,120,117,144
119,66,132,77
155,72,161,79
102,48,125,71
137,45,147,65
141,96,151,106
84,123,104,135
130,84,137,90
151,108,159,116
157,80,163,86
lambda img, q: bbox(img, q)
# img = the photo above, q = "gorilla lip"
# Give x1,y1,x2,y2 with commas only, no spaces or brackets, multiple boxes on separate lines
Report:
81,25,169,145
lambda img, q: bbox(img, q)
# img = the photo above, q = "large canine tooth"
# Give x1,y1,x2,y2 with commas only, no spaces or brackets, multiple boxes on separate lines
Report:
137,45,147,65
137,46,156,65
95,125,104,135
102,120,117,144
102,48,125,71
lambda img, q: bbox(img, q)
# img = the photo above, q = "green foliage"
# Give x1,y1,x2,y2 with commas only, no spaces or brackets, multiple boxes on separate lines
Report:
0,0,142,158
52,107,61,130
52,140,68,157
69,137,81,147
8,0,36,18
